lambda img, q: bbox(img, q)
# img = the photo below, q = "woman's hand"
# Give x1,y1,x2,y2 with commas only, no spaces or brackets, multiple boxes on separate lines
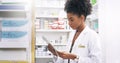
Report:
47,43,57,56
47,44,77,60
57,51,77,60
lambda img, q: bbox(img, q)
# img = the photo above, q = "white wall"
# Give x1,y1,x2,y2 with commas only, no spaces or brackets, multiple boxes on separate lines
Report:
99,0,120,63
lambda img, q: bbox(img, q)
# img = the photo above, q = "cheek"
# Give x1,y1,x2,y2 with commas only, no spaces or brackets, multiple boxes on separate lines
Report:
68,21,72,26
73,21,79,26
68,21,73,27
69,22,77,29
73,21,81,28
76,20,81,26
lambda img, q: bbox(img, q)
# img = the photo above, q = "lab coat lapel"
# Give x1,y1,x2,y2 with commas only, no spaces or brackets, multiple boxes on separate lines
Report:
71,26,89,53
67,30,76,52
75,26,89,43
67,26,89,53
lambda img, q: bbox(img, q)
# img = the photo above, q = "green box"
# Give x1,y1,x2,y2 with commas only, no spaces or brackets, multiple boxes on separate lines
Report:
91,0,97,5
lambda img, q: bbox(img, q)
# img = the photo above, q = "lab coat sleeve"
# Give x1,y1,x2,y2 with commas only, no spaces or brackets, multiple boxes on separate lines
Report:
78,32,102,63
53,56,64,63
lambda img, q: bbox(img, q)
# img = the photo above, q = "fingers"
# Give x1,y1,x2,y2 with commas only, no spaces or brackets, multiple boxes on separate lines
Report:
47,44,76,59
58,52,76,59
47,44,57,56
57,51,69,59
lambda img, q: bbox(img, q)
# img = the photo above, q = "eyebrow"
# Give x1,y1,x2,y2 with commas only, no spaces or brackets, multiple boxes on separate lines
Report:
68,17,73,20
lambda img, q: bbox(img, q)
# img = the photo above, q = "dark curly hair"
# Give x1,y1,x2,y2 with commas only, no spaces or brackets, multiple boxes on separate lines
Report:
64,0,92,18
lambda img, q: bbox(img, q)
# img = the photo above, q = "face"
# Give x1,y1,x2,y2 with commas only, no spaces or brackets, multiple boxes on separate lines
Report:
67,13,84,30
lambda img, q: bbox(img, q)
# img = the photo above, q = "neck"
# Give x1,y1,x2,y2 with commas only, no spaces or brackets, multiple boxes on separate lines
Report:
76,23,85,33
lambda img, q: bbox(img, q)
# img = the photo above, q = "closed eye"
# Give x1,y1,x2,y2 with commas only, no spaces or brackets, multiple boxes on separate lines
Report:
68,17,74,22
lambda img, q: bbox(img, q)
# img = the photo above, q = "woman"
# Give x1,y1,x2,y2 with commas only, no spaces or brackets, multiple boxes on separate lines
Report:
48,0,102,63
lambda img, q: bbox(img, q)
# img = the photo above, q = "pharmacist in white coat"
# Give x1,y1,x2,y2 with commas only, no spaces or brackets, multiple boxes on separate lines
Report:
48,0,102,63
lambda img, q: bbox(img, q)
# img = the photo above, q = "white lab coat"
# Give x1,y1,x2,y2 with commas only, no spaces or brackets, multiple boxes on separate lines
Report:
54,26,102,63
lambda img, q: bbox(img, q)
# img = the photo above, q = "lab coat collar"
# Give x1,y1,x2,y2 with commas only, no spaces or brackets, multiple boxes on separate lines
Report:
70,26,90,42
81,26,89,35
72,26,89,38
74,26,90,42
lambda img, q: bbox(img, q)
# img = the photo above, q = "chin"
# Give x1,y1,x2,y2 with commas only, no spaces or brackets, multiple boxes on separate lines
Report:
71,28,76,30
70,26,76,30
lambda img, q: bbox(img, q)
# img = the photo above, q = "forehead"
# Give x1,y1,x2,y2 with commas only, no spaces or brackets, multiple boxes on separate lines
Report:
67,13,79,19
67,13,74,16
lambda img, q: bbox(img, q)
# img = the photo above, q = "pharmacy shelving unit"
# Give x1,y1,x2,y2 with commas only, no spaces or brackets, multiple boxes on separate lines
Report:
34,0,98,63
0,0,33,63
86,0,98,33
34,0,72,63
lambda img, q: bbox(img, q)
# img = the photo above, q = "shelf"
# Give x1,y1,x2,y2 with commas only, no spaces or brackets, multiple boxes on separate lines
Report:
0,60,28,63
36,16,59,18
0,9,27,12
0,11,26,18
36,29,72,32
0,0,32,62
35,5,64,9
36,16,67,18
0,42,28,48
36,43,67,46
0,0,28,3
36,56,53,58
35,0,69,62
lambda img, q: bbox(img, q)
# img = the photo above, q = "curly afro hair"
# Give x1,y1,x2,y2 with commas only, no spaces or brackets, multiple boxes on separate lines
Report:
64,0,92,18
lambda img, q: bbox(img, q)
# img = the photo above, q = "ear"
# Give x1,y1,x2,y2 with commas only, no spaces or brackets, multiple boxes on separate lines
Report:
80,15,85,22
